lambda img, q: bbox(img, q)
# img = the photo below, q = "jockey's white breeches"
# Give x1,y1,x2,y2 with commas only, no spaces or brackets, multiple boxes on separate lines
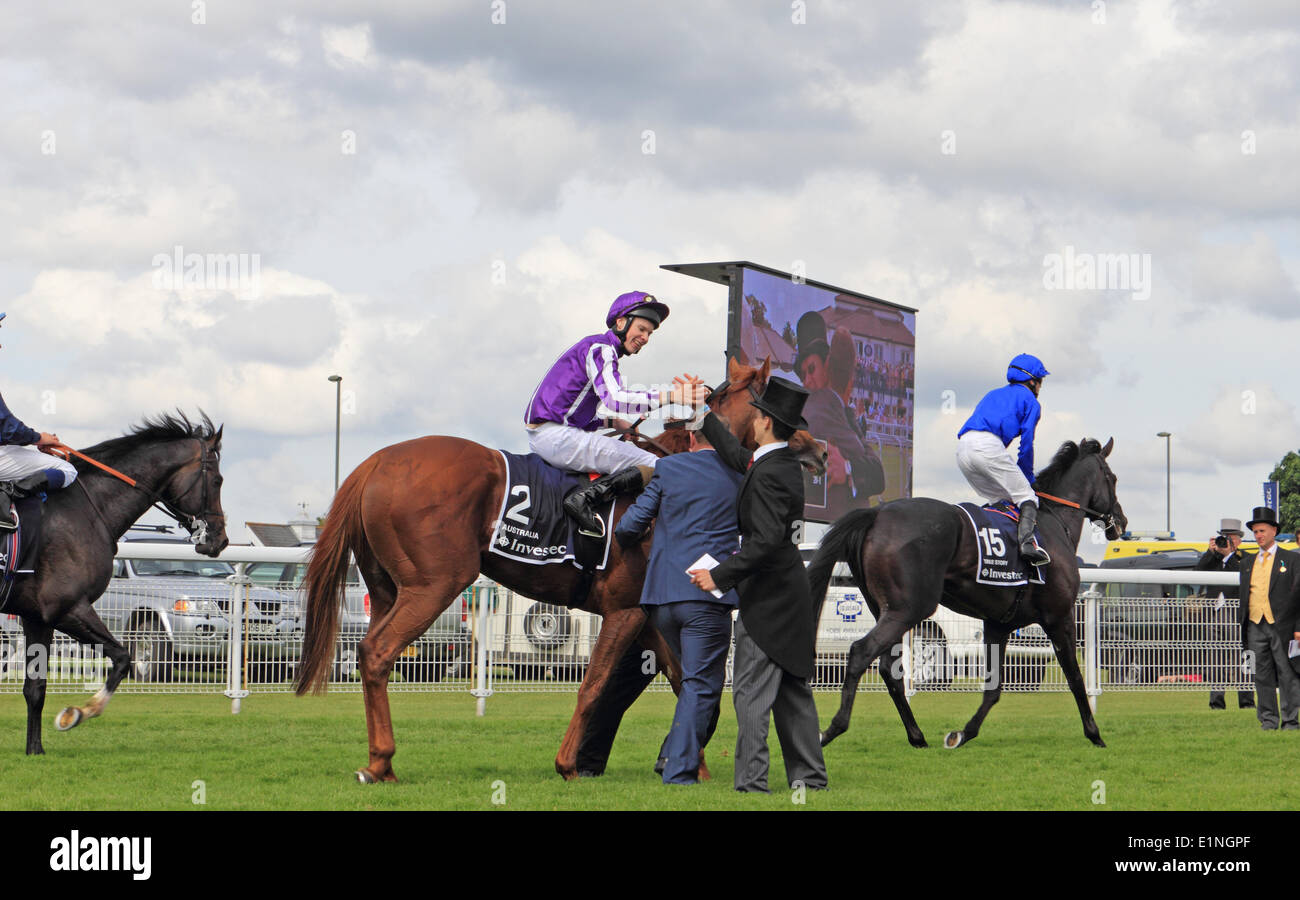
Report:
956,430,1035,507
0,444,78,486
527,423,658,474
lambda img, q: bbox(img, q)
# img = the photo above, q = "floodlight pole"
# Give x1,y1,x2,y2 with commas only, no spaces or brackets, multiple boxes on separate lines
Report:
329,375,343,494
1157,432,1171,533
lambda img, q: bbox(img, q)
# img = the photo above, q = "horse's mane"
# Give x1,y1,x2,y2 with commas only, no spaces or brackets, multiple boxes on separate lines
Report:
1034,438,1102,493
76,411,220,470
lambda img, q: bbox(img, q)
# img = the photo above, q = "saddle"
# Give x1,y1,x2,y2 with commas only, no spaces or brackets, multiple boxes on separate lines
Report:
0,480,45,613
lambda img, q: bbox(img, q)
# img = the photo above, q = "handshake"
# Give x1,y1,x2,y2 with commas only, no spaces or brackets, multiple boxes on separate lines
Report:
666,374,709,408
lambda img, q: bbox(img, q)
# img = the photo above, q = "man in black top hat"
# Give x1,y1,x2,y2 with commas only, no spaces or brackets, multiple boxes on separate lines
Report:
793,311,884,518
1238,507,1300,730
1195,517,1254,710
691,375,828,792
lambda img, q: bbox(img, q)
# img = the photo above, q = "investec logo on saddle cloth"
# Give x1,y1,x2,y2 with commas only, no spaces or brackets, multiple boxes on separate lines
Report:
957,501,1046,588
489,451,613,570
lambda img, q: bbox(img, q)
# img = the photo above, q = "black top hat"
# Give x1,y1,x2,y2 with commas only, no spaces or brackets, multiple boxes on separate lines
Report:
1246,507,1280,530
750,376,810,432
793,310,830,376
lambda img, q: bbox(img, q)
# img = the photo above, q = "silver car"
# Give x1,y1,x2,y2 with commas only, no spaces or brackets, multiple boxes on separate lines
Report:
98,540,299,683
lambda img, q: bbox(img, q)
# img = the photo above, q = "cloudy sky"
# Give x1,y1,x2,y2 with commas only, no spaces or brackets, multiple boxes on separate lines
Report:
1,0,1296,558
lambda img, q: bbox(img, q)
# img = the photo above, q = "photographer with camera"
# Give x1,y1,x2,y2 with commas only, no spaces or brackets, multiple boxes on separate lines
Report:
1196,518,1255,710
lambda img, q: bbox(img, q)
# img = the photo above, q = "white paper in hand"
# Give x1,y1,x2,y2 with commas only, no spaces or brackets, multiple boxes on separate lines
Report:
1290,639,1300,660
687,553,724,599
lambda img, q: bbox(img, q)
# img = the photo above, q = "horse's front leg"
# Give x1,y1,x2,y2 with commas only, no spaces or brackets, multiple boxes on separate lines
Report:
1045,618,1105,747
555,606,647,780
21,619,53,755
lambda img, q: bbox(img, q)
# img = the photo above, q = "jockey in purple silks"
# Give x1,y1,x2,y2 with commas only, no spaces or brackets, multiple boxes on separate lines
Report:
0,312,78,529
525,291,708,537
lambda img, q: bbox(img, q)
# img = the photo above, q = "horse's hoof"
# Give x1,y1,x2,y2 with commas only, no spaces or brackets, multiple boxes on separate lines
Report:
55,708,82,732
819,730,835,747
1092,737,1107,748
355,769,377,784
943,731,965,749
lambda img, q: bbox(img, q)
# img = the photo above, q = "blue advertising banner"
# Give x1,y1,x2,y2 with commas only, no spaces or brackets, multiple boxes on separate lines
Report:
1264,481,1279,512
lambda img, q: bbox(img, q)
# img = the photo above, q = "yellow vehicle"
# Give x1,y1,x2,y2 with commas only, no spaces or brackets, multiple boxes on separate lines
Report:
1104,535,1298,561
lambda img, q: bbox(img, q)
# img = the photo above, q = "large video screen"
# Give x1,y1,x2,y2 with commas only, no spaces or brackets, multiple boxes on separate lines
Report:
735,267,915,524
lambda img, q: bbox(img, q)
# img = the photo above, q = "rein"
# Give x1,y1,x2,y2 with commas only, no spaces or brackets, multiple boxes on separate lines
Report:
607,418,676,458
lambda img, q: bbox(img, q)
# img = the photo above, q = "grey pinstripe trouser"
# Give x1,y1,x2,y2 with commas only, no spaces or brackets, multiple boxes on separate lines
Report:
732,614,828,793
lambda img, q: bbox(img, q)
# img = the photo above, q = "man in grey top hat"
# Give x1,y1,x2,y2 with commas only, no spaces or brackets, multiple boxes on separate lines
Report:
1195,518,1255,710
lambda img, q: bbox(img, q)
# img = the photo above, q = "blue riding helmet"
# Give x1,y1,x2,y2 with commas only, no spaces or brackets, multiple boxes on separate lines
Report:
1006,353,1049,383
606,291,670,330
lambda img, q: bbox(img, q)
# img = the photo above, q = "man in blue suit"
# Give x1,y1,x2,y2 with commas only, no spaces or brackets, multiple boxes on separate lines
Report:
614,414,743,785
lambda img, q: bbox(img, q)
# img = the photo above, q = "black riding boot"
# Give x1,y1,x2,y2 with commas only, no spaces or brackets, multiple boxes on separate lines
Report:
1017,501,1051,566
564,467,645,538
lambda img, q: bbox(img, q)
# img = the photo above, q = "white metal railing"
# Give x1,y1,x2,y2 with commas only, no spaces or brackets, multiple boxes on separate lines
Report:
0,552,1255,712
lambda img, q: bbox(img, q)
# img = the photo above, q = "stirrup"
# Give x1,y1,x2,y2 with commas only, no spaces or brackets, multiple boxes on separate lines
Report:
1021,541,1050,566
577,517,606,539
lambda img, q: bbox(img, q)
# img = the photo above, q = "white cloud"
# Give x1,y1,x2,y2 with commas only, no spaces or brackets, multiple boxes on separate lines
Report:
322,23,374,69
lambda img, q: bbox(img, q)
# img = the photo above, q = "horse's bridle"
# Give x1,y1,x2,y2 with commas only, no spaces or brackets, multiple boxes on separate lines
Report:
158,438,224,544
68,438,223,545
1036,456,1120,535
704,379,759,409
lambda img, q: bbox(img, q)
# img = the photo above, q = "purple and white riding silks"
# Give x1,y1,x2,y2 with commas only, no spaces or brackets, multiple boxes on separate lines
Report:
523,330,662,473
525,330,663,431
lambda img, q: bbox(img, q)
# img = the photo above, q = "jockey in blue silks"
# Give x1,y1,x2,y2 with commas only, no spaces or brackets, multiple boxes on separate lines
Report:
956,353,1051,565
524,291,708,537
0,312,78,529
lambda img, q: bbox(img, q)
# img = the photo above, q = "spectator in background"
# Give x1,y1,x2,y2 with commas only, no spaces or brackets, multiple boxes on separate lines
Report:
1238,507,1300,730
1196,518,1255,710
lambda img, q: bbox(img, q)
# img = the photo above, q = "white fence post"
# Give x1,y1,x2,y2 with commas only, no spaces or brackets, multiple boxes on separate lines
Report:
1083,588,1100,712
224,564,250,714
472,582,495,716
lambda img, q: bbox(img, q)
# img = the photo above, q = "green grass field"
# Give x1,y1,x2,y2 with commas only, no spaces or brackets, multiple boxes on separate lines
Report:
1,689,1297,810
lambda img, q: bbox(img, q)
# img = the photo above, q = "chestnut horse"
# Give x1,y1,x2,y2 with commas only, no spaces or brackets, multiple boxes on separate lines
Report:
295,358,827,783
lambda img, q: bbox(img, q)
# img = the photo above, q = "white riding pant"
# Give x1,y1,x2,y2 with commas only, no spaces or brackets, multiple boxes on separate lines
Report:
0,444,78,485
527,423,658,474
956,430,1035,507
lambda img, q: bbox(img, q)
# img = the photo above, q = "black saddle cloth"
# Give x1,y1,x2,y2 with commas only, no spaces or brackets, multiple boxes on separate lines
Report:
0,494,43,613
956,500,1046,588
487,451,615,573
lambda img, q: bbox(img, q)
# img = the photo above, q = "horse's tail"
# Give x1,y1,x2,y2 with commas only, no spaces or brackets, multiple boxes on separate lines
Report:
294,454,380,696
807,508,880,616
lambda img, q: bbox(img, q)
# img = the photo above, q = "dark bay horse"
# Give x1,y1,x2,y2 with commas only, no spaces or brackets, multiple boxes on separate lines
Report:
4,413,227,754
807,438,1126,751
295,357,827,783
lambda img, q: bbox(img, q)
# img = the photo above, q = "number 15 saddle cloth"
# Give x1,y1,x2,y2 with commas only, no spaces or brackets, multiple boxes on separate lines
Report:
957,500,1047,588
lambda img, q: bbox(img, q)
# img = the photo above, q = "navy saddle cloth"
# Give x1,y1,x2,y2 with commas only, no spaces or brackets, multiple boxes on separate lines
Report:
956,500,1046,587
487,451,615,572
0,495,43,613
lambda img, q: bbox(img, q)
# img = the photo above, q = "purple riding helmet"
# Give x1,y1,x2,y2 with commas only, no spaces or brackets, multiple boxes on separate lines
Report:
606,291,670,332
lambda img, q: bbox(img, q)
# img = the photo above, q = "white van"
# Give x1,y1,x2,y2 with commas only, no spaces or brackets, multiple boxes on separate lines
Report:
807,545,1054,691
